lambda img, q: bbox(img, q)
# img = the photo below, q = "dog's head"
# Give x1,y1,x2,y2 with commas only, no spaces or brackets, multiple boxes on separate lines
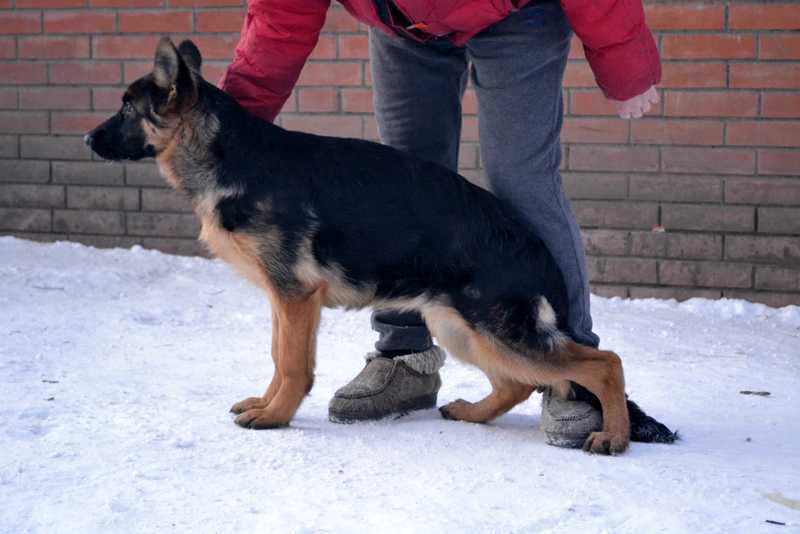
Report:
85,37,202,161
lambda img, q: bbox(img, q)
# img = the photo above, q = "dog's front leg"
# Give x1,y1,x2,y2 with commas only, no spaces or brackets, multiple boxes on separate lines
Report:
230,307,283,414
234,287,324,429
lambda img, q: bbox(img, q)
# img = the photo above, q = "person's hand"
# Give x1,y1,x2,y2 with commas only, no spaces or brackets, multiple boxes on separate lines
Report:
612,86,659,119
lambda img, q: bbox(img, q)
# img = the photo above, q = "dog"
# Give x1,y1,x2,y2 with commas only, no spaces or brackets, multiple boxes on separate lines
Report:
86,37,669,455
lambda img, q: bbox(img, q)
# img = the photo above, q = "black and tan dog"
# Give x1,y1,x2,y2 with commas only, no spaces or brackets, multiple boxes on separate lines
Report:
86,38,670,455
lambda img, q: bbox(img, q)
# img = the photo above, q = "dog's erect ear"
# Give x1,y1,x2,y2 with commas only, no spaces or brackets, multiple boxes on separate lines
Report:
177,40,202,74
152,36,197,114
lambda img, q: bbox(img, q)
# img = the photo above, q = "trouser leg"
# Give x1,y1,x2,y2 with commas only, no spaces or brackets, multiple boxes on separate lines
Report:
466,2,599,347
369,28,469,353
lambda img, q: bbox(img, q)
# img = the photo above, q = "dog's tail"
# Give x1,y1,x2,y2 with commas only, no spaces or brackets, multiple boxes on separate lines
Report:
571,383,679,443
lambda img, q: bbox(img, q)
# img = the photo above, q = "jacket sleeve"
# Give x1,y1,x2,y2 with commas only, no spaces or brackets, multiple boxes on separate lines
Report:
219,0,331,122
560,0,661,101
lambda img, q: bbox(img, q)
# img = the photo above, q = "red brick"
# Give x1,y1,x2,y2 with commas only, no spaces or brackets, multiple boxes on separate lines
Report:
664,91,758,118
729,4,800,30
725,178,800,205
19,37,90,59
0,88,16,109
309,35,336,60
629,175,722,202
726,290,800,308
0,0,9,6
0,208,51,232
755,266,800,291
725,235,800,263
573,200,658,229
631,119,723,145
341,88,372,113
659,261,752,289
563,172,628,200
730,63,800,89
561,118,628,144
587,257,658,284
297,62,362,86
660,63,726,89
118,10,193,33
662,147,755,175
0,136,17,158
461,116,478,142
322,7,359,33
569,90,618,116
0,12,41,34
50,62,121,84
94,35,160,58
645,3,724,30
44,11,115,33
727,121,800,147
189,35,238,60
563,61,595,88
662,204,755,232
339,34,368,59
92,87,125,111
298,88,338,112
127,212,198,237
17,0,84,6
280,115,362,138
462,89,477,114
51,112,109,134
758,149,800,176
568,35,584,60
202,62,227,84
91,0,163,6
168,0,238,6
629,287,722,301
581,229,629,256
196,9,243,32
758,207,800,235
22,136,91,160
760,34,800,60
661,34,755,60
54,209,126,235
20,87,90,110
0,160,49,182
630,232,723,260
123,61,150,83
569,146,659,172
0,111,49,134
761,93,800,118
591,284,629,299
0,37,15,59
459,143,478,169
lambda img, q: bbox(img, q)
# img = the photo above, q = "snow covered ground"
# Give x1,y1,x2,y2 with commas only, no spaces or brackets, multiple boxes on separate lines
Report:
1,236,799,533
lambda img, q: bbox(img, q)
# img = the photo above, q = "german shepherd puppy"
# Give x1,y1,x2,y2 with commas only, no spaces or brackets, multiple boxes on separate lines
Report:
86,37,644,454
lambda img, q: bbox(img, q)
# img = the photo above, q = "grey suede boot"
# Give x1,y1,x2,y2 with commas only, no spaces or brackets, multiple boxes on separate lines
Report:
328,347,445,423
540,387,603,448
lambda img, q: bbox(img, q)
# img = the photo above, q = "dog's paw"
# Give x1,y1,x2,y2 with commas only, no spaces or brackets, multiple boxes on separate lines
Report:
439,399,473,421
234,408,289,430
230,396,268,414
582,431,629,455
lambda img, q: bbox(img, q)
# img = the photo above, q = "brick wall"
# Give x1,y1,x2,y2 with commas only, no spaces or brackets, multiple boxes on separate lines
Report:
1,1,799,306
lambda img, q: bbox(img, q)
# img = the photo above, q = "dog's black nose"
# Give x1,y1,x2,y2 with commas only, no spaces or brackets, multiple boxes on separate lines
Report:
83,133,93,146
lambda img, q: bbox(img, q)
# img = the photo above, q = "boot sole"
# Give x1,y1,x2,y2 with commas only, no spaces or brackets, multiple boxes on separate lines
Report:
328,392,439,424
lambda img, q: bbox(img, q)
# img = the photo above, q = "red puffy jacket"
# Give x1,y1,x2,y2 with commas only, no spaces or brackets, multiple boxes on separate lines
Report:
220,0,661,123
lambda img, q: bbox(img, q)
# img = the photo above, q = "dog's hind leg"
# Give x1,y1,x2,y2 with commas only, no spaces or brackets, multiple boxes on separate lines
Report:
555,341,630,454
235,286,324,429
230,307,283,414
440,377,534,423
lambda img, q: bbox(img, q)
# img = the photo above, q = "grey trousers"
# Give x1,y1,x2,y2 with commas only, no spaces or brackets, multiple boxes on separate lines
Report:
370,1,600,351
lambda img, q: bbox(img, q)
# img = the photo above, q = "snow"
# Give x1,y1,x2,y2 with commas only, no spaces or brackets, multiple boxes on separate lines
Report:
1,236,799,533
